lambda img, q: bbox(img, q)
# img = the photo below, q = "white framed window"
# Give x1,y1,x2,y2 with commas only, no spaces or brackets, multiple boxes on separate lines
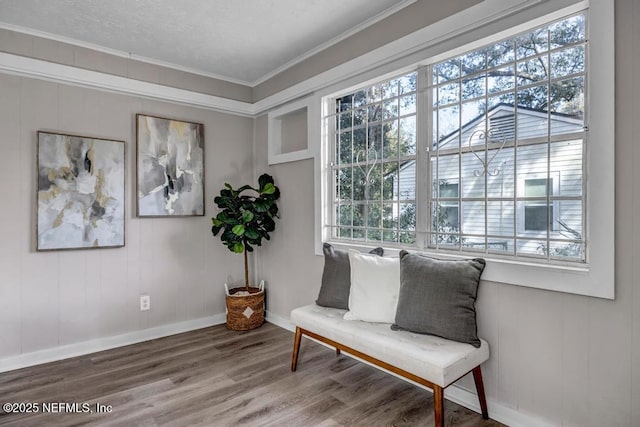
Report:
319,1,614,298
328,74,418,245
326,13,586,261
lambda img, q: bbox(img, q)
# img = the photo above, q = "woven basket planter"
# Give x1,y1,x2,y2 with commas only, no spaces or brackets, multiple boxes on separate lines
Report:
225,284,265,331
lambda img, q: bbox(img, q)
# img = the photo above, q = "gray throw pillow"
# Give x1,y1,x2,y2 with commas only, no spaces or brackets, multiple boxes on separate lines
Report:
391,250,486,347
315,243,383,309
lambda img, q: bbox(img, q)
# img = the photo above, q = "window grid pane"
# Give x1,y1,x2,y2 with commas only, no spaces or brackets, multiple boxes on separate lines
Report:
328,73,418,245
430,13,585,262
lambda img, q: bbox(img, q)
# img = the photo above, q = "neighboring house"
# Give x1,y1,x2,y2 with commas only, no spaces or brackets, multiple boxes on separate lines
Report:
396,103,584,255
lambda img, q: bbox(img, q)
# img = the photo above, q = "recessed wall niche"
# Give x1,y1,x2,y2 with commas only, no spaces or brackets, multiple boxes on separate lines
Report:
267,96,315,165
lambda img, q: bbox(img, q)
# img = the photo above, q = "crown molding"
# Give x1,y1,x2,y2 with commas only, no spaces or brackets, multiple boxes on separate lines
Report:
0,52,255,116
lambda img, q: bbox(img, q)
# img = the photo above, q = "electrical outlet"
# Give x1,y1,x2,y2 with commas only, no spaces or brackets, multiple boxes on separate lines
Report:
140,295,150,311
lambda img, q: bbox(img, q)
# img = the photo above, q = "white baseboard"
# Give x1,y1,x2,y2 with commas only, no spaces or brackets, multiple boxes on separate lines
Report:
444,385,554,427
265,310,295,331
265,310,554,427
0,313,226,373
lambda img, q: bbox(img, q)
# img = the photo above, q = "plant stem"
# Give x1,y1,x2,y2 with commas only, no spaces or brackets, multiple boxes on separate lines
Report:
244,246,249,292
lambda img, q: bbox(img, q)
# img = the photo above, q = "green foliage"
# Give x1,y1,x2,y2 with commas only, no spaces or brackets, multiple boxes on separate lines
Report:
211,173,280,255
433,15,585,115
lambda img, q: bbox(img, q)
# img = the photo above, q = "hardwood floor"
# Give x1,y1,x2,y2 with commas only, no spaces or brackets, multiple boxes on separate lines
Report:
0,323,504,426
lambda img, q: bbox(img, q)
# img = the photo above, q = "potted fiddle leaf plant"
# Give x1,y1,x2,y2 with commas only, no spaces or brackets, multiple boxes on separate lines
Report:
211,173,280,330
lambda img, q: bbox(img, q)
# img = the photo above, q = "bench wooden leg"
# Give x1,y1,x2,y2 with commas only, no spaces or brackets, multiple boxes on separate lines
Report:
336,348,341,356
291,327,302,371
433,385,444,427
472,366,489,419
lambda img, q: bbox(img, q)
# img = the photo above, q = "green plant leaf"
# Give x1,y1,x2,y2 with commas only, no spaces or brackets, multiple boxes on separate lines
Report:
261,183,276,195
232,242,244,253
222,215,239,225
232,224,245,236
222,229,237,242
215,196,232,207
258,173,274,189
242,210,254,223
244,229,260,240
262,216,275,231
212,217,223,227
254,199,270,212
224,183,233,190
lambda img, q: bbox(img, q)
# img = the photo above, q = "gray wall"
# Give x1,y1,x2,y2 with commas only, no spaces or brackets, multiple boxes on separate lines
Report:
0,73,254,358
253,1,640,425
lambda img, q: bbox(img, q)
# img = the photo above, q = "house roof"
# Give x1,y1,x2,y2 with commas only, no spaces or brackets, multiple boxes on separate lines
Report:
437,102,584,149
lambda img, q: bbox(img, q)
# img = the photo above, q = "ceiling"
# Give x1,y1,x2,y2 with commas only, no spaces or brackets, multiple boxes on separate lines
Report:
0,0,412,86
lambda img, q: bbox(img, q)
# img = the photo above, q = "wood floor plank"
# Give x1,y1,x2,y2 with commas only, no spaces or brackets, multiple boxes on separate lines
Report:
0,323,504,426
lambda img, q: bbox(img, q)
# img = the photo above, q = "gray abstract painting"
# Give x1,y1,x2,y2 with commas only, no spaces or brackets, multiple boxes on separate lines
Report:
136,114,204,216
37,132,125,250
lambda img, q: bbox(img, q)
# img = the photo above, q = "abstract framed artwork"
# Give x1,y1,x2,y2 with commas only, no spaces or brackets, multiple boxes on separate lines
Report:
37,131,125,251
136,114,205,217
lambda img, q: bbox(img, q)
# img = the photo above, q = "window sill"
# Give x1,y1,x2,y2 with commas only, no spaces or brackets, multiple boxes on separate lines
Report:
320,240,612,299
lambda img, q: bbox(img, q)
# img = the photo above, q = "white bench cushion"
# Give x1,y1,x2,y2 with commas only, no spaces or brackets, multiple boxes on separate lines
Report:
290,304,489,387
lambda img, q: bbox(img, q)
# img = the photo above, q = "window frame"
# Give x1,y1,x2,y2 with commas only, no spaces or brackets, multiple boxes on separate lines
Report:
316,0,614,299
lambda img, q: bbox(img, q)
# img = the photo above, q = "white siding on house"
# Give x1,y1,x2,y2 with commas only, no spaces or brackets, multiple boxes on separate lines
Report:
397,160,415,199
398,104,584,256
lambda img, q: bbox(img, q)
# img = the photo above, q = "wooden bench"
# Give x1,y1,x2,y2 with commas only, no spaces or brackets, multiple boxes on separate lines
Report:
290,304,489,426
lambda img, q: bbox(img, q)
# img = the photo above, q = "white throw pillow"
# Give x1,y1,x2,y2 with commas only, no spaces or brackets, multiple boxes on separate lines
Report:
344,250,400,323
